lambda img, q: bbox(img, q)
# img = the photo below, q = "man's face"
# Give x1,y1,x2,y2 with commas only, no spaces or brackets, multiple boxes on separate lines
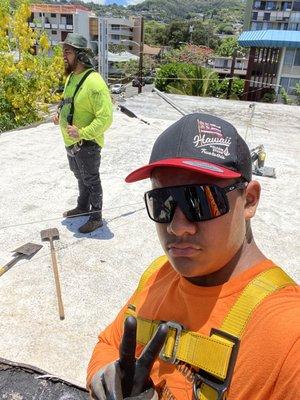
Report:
63,44,77,75
151,167,250,280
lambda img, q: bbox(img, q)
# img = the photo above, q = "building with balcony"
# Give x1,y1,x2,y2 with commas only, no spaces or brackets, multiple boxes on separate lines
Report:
207,56,249,77
240,1,300,101
90,16,142,52
29,5,142,53
29,4,92,46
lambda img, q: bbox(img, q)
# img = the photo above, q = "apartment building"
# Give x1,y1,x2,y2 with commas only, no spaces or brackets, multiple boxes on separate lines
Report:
29,4,92,45
239,0,300,101
89,16,142,53
29,4,142,51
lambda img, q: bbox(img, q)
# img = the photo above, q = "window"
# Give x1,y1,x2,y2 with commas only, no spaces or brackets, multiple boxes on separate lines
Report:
263,12,271,20
111,24,120,30
254,1,261,9
66,14,73,25
280,77,300,94
284,49,295,66
289,78,300,94
282,2,292,11
51,30,57,35
293,1,300,11
280,77,289,90
61,14,73,24
253,11,258,20
294,49,300,66
111,34,120,40
51,13,56,18
266,2,276,10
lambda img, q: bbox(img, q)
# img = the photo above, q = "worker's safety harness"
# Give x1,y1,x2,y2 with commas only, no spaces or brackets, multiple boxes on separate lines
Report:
125,256,296,400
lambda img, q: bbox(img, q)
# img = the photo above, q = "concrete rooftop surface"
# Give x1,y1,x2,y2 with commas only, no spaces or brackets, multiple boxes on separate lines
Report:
0,93,299,388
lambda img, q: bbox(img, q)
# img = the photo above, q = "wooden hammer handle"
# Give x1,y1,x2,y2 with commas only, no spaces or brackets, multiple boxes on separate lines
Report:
50,239,65,320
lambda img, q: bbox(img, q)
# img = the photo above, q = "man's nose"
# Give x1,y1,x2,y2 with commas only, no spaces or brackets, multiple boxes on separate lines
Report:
167,206,197,236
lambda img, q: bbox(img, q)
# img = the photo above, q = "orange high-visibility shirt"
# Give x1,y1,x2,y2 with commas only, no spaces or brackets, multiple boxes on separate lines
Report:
87,259,300,399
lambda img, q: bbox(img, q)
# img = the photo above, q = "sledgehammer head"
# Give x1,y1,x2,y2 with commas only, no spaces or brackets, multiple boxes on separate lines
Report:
40,228,59,242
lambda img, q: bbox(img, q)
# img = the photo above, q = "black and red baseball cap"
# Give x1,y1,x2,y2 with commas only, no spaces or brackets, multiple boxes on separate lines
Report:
125,113,252,183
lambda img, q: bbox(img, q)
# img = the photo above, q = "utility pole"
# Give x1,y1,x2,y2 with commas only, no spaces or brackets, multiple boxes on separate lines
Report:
138,16,144,94
98,17,108,83
226,49,237,99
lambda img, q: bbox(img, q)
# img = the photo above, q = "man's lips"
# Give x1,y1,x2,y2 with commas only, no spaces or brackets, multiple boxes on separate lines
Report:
167,243,201,257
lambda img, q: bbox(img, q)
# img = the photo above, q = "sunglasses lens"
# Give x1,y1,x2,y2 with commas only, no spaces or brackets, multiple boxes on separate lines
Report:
145,188,175,223
145,185,229,223
188,185,228,221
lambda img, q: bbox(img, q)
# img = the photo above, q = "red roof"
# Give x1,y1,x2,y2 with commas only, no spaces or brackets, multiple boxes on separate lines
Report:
30,4,91,14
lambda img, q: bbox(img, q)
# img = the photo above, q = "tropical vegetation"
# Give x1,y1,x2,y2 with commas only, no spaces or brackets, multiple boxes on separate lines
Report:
0,0,64,132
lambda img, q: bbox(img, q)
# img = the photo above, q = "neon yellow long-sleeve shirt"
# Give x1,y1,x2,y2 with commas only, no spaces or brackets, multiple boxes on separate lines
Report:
59,69,113,148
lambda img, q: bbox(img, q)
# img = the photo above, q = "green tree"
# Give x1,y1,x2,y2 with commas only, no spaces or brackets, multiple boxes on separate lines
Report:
144,21,167,46
108,44,127,53
167,65,218,96
213,78,244,99
216,36,247,57
0,0,64,132
162,44,213,66
155,62,218,96
164,19,219,49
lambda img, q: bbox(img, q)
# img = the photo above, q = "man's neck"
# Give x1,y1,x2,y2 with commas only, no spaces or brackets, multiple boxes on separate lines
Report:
187,239,267,287
73,63,87,75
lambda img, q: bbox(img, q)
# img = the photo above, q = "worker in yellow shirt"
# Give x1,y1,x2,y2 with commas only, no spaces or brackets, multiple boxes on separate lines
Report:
53,33,112,233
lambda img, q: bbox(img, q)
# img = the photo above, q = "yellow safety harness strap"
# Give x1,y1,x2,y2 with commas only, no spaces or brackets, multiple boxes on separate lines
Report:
194,267,295,400
135,317,234,379
125,257,296,400
220,267,295,337
127,255,167,317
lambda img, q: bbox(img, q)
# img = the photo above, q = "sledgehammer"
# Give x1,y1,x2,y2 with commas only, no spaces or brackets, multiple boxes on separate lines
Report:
41,228,65,320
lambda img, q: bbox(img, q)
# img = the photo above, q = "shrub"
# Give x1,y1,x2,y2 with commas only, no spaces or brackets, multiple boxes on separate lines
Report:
280,88,292,105
155,63,218,96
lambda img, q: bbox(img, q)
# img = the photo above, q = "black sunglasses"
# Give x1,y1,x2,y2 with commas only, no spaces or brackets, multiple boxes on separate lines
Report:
144,181,247,224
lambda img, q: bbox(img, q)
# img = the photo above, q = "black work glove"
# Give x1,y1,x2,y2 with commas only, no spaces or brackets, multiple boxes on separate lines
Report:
90,316,168,400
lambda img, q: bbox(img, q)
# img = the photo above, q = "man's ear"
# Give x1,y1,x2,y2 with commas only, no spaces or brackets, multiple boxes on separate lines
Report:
244,180,261,220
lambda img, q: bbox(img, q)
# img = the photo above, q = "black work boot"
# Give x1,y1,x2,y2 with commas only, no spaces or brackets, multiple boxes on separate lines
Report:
63,207,90,218
78,217,103,234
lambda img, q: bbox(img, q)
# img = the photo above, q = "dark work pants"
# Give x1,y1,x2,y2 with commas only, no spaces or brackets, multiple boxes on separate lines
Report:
67,143,102,221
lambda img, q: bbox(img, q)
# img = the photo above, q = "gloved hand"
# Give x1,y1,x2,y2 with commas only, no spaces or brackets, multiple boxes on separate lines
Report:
90,316,168,400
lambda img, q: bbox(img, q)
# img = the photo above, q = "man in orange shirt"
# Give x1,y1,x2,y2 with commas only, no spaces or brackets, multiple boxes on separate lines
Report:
87,113,300,400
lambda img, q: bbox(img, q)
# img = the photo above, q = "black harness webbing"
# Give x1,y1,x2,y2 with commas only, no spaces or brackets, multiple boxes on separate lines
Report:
65,69,95,125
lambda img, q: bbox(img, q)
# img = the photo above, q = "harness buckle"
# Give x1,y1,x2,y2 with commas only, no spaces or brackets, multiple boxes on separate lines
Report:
159,321,184,364
193,329,240,400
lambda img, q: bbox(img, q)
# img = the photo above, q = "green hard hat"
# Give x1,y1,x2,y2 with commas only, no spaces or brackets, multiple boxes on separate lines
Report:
61,33,88,50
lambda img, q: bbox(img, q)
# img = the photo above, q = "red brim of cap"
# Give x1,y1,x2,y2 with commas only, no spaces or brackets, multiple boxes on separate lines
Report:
125,158,241,183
